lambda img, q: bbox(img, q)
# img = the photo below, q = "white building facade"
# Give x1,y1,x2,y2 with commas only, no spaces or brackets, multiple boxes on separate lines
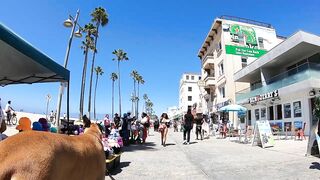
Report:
179,73,203,114
198,16,283,126
234,31,320,136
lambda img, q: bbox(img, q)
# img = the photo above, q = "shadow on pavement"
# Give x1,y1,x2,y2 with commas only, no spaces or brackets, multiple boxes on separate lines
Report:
122,142,157,152
164,143,176,146
309,162,320,170
108,161,131,177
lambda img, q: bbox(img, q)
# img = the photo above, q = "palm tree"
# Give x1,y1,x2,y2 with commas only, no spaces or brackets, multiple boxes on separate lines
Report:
87,7,109,119
79,23,96,119
143,94,148,112
112,49,129,117
146,99,154,116
136,75,145,117
110,72,118,119
130,70,139,116
93,66,104,120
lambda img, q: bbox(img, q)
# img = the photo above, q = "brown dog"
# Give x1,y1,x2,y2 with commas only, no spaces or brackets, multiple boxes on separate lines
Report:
0,123,105,180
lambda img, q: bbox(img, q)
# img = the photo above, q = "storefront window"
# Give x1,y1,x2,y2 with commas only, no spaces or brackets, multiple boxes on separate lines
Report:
255,109,260,120
283,103,291,118
276,104,282,120
268,106,274,120
284,122,292,132
293,101,302,117
261,107,266,120
248,110,251,125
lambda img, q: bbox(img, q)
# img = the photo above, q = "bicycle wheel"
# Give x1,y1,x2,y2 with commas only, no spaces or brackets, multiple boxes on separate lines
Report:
12,116,17,125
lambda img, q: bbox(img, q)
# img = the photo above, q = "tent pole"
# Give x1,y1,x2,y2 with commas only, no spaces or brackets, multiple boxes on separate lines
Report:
67,81,70,135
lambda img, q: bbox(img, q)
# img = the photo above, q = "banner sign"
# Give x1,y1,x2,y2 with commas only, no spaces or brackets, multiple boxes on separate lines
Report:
225,45,267,58
256,120,275,148
249,90,279,104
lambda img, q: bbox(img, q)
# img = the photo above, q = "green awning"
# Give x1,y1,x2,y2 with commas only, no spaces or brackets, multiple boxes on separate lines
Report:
0,23,69,86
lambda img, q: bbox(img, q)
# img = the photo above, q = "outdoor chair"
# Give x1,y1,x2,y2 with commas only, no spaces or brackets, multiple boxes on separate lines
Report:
295,122,306,140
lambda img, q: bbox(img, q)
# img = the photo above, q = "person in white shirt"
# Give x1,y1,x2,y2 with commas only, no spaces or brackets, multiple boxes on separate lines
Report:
5,101,14,124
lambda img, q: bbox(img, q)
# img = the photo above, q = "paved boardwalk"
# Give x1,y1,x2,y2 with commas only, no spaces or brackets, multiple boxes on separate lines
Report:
106,128,320,180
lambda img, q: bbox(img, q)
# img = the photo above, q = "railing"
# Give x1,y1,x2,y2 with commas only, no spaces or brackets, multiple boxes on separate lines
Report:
236,62,320,101
202,54,214,66
220,15,273,29
204,74,215,81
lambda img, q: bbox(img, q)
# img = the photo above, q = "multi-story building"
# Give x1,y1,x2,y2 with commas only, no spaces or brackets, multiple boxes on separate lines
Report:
179,73,202,114
197,15,283,126
234,31,320,136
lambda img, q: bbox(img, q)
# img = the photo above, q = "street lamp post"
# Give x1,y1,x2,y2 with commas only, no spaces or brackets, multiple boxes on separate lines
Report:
46,94,51,120
55,9,82,129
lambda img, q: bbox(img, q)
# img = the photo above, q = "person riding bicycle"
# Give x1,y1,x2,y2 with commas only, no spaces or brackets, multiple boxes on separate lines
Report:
5,101,14,125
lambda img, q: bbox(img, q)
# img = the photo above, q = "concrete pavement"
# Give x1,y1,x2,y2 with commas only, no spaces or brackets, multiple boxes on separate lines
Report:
106,128,320,180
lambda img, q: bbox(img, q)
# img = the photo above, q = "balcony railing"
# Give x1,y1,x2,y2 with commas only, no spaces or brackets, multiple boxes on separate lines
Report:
202,54,214,66
236,62,320,102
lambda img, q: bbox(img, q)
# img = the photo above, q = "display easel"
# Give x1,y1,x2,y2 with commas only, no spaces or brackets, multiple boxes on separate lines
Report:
252,120,275,148
251,123,262,147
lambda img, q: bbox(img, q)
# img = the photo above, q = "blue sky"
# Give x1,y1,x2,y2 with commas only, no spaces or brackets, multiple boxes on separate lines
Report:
0,0,319,118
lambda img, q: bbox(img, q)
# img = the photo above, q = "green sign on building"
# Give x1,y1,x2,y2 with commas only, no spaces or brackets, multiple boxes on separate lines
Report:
225,45,267,58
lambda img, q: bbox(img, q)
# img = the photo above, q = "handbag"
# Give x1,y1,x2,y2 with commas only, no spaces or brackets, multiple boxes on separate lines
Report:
0,120,6,133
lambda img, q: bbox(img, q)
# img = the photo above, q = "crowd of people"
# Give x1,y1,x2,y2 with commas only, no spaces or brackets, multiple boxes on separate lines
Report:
102,112,151,146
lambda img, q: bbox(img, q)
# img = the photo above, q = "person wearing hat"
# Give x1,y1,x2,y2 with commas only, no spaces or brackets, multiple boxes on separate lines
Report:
16,117,32,132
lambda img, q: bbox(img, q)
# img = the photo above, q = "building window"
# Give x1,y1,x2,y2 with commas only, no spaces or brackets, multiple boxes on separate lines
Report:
188,105,192,111
219,85,225,98
248,110,251,125
276,104,282,120
199,76,201,80
191,76,194,80
261,107,266,120
188,96,192,101
241,57,247,68
219,62,224,76
186,75,189,80
188,87,192,92
268,106,274,120
258,37,264,49
255,109,260,120
293,101,302,117
283,103,291,118
218,41,222,50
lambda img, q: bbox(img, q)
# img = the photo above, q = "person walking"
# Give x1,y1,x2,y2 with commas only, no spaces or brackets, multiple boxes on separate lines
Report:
153,117,159,132
141,112,150,143
104,114,111,136
159,113,170,146
195,115,204,140
183,109,194,145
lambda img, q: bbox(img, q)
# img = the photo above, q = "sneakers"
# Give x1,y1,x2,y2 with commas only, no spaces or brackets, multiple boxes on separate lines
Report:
183,140,187,145
186,142,190,145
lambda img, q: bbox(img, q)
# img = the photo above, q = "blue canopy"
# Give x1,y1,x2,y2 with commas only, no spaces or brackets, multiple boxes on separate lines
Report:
0,23,69,86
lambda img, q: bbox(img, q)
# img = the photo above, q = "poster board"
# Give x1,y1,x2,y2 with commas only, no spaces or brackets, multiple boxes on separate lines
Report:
252,120,275,148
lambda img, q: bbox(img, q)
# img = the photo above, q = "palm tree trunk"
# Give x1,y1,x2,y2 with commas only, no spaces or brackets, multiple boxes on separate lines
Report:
79,46,89,119
137,82,140,118
94,72,99,120
133,80,136,117
88,25,100,119
112,80,114,120
117,61,121,117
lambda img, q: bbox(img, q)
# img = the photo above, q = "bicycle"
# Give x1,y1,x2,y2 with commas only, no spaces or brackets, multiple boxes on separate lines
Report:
5,111,17,125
